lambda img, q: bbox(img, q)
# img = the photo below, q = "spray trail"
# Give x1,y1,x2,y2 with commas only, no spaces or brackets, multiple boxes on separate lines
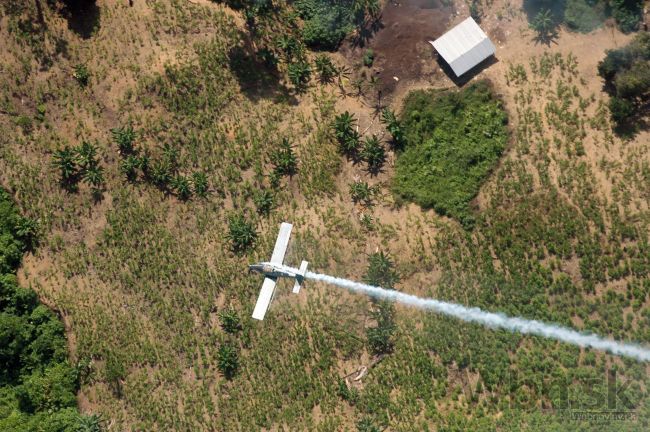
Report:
291,267,650,362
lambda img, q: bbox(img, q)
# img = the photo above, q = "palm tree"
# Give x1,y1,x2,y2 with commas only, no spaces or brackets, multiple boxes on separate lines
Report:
349,181,373,205
172,175,192,201
82,164,104,189
120,155,140,182
530,9,556,43
381,108,406,149
75,141,98,170
111,124,136,154
192,172,209,198
333,111,356,141
314,54,337,84
287,60,311,92
217,344,239,379
52,146,78,185
253,189,274,215
271,138,298,177
361,135,386,174
161,143,179,172
227,213,257,252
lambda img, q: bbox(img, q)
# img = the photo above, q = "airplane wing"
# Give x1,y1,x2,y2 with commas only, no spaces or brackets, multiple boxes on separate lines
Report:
251,222,293,321
270,222,292,264
252,277,277,320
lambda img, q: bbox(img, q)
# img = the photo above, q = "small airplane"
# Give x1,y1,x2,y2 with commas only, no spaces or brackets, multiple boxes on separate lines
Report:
250,222,308,320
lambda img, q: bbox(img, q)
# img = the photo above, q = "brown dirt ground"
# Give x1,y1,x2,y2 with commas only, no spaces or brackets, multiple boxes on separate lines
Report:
339,0,454,99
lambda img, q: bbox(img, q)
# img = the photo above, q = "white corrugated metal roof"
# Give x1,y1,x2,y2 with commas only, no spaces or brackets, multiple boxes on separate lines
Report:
430,17,496,77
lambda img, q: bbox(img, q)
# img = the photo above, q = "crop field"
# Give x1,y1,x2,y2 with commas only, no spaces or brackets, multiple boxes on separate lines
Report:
0,0,649,431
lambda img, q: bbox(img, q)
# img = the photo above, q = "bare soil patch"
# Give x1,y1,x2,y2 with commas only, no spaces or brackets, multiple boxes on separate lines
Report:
340,0,453,98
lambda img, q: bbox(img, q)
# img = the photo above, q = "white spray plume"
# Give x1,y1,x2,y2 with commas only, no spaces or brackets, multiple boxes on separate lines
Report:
274,264,650,362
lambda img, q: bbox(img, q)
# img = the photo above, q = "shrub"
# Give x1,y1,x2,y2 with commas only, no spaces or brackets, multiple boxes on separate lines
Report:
192,172,209,198
314,54,337,83
287,60,311,91
253,189,274,215
361,135,385,174
295,0,355,50
111,125,136,154
564,0,607,33
73,64,90,87
362,49,374,67
217,344,239,378
393,82,508,228
271,138,298,177
610,0,643,33
226,213,257,252
218,307,241,333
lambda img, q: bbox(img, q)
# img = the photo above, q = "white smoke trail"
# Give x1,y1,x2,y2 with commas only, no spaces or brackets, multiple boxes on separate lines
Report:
275,264,650,362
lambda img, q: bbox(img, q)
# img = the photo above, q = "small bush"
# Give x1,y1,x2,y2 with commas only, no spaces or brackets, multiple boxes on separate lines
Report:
73,64,90,87
227,213,257,252
362,49,374,67
216,344,239,379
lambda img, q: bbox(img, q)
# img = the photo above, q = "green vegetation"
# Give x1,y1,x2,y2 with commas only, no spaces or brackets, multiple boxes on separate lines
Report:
226,213,257,253
597,32,650,133
51,142,104,195
294,0,379,50
524,0,644,34
394,82,508,227
564,0,608,33
333,111,361,157
361,135,385,174
0,189,94,430
2,1,650,431
73,64,90,87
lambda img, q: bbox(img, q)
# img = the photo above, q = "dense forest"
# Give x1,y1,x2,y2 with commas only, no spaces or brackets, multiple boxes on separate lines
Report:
0,189,100,431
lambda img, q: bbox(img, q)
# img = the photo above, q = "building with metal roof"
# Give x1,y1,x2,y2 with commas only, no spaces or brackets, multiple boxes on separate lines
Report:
430,17,496,77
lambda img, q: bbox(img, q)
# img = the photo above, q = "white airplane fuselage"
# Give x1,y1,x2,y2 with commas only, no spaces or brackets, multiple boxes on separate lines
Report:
249,262,303,281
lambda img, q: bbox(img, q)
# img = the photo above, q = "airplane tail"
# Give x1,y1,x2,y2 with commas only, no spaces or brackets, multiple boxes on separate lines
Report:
292,260,309,294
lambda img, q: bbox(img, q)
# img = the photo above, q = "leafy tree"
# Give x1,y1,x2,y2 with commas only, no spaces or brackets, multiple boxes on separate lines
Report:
253,189,274,215
608,96,635,124
610,0,643,33
271,138,298,177
216,343,239,379
191,172,209,198
111,125,136,154
361,135,385,174
394,82,508,227
226,213,257,252
218,307,241,333
17,362,78,413
52,146,78,186
314,54,337,83
287,60,311,91
363,251,398,355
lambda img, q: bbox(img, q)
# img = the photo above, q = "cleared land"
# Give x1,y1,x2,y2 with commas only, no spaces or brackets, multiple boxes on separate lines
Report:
0,0,649,431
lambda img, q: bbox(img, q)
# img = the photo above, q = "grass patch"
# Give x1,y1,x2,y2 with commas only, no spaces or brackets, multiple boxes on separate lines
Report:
393,81,508,227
